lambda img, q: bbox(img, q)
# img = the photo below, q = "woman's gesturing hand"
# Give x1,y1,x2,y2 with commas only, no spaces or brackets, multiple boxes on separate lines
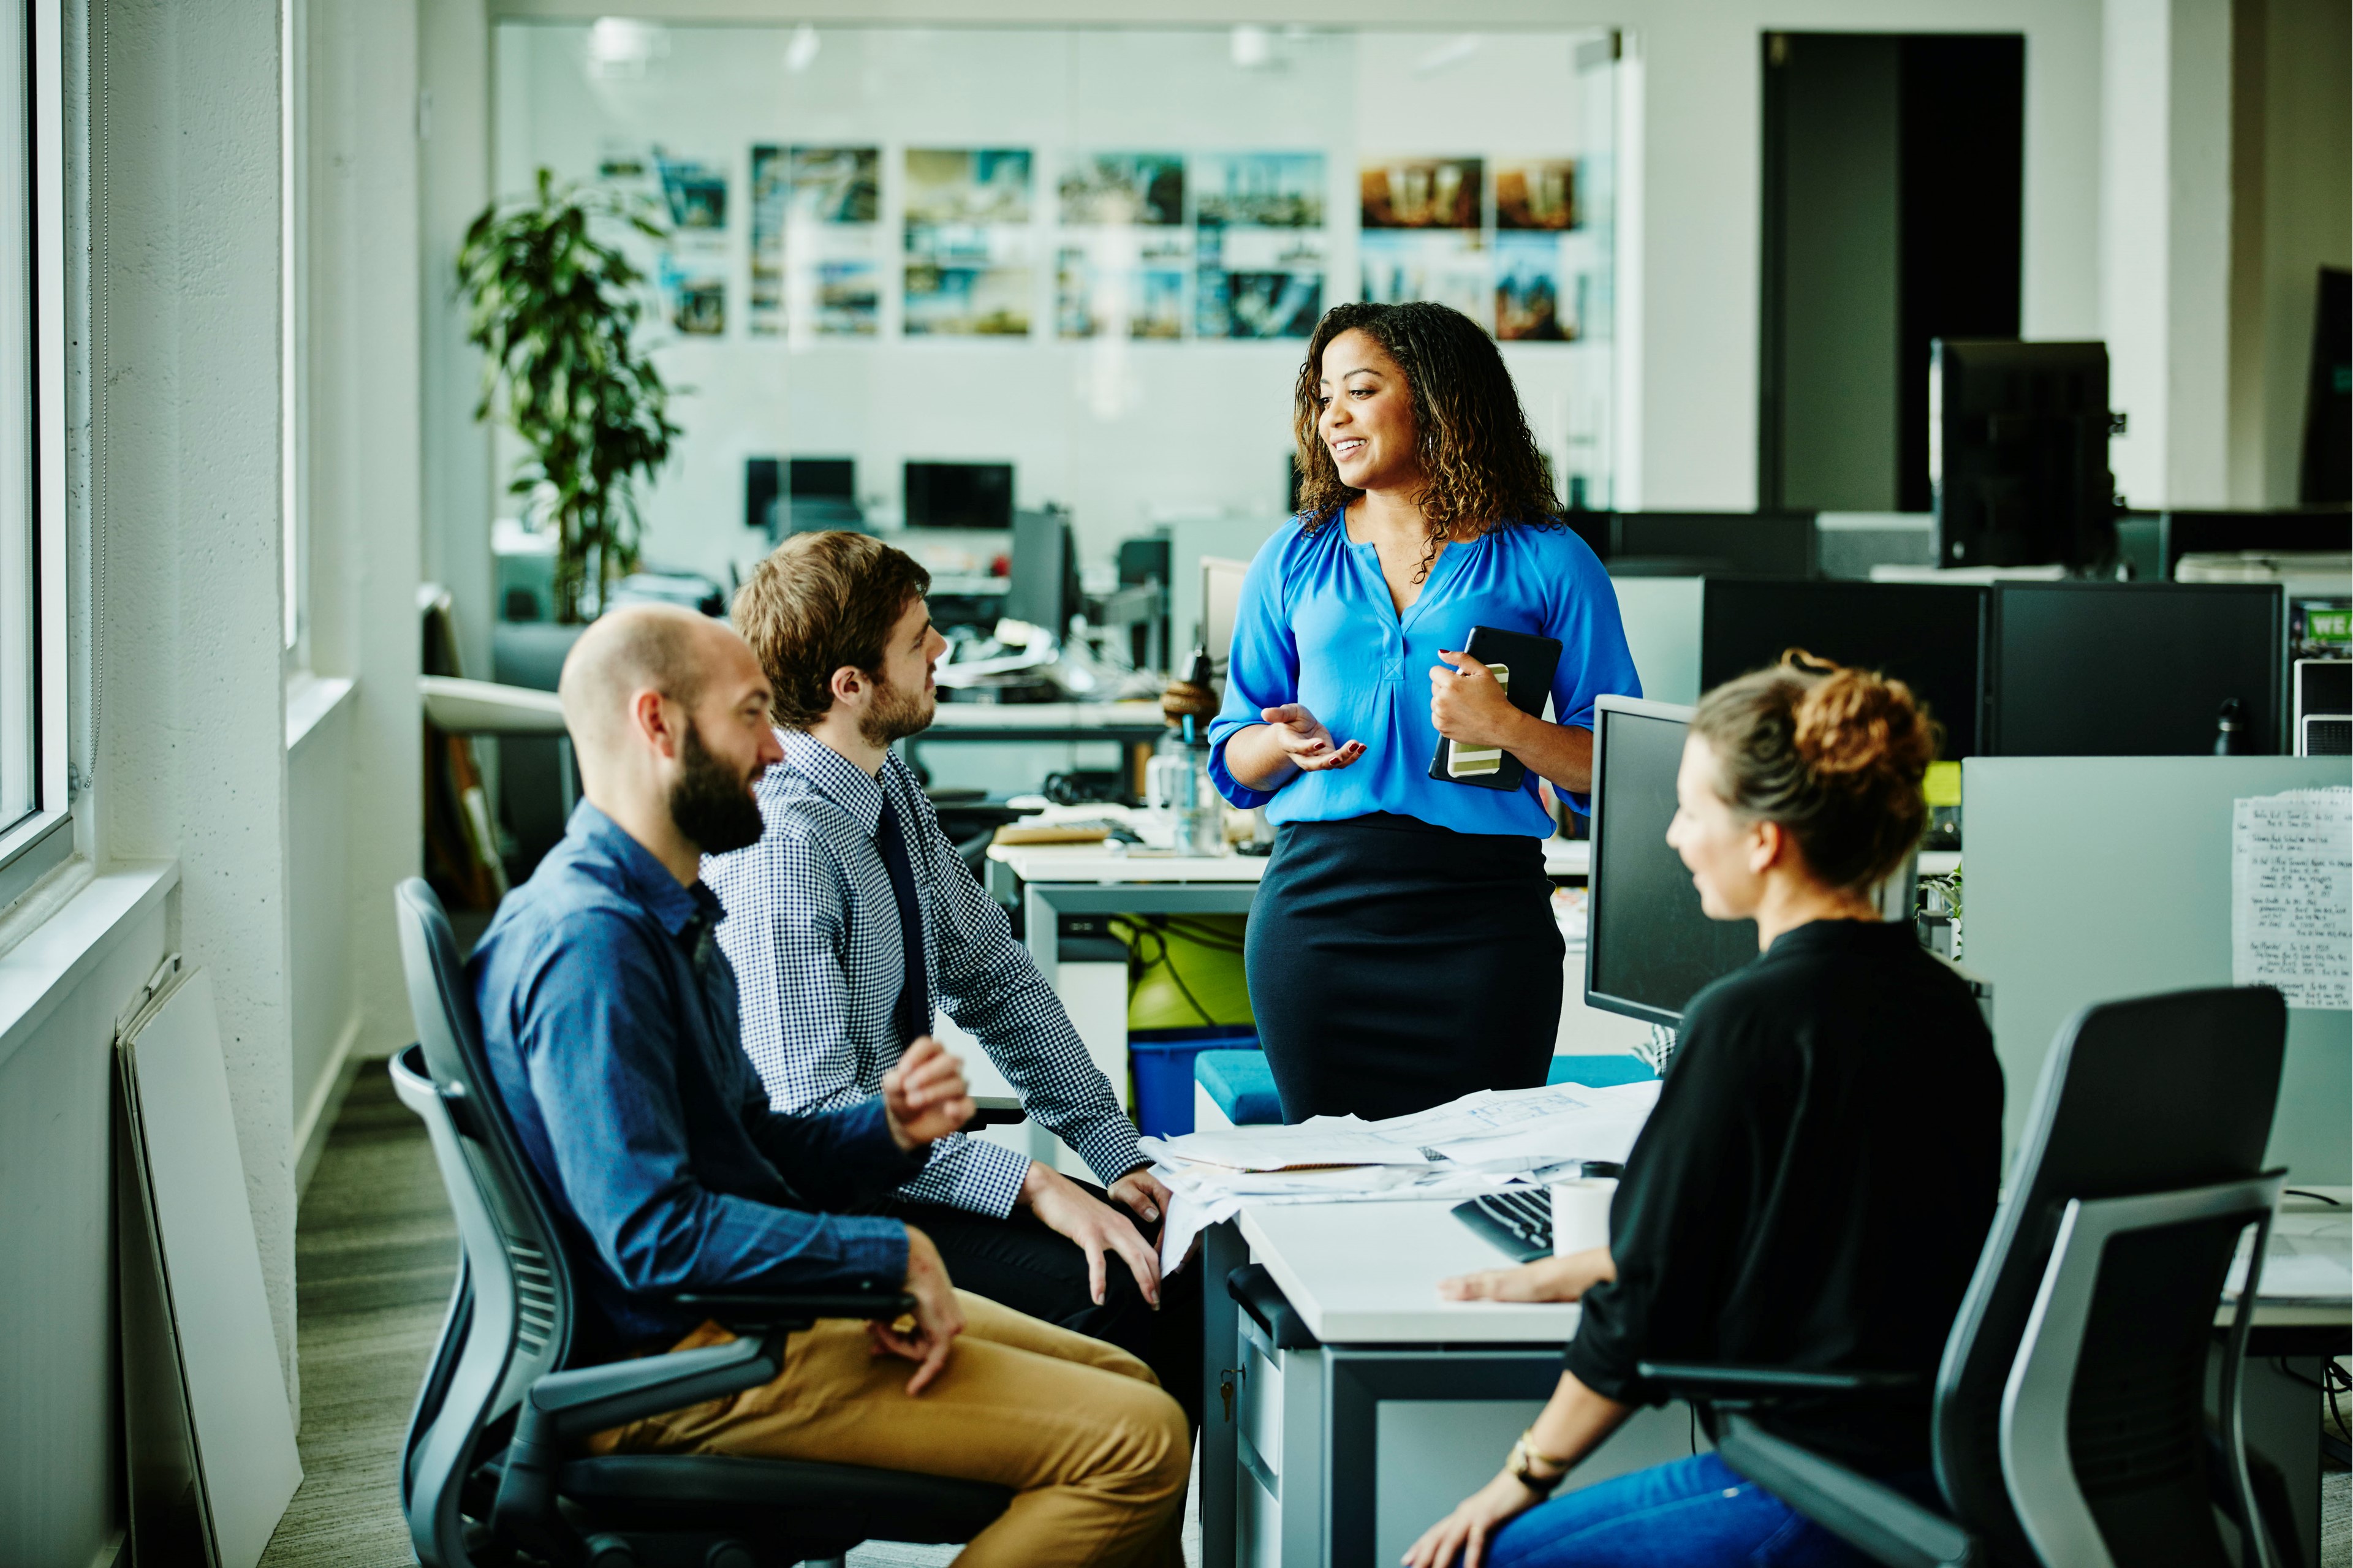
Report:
1429,650,1528,751
1260,703,1366,772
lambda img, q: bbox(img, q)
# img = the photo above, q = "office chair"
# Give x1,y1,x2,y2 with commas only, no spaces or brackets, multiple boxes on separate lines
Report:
389,878,1013,1568
1642,986,2295,1568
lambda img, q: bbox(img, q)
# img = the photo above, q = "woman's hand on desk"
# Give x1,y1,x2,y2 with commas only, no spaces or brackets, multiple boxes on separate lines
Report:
1439,1245,1615,1304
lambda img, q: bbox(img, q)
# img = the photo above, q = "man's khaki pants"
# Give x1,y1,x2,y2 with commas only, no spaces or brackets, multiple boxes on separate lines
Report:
592,1290,1189,1567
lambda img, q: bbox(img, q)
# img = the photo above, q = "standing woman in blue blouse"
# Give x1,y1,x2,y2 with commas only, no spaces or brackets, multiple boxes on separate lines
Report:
1209,301,1640,1123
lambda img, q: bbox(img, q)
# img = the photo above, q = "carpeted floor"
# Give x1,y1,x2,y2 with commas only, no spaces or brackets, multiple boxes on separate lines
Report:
258,1063,460,1568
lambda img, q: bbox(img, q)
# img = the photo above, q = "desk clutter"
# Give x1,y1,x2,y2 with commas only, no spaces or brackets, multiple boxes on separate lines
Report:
1142,1077,1664,1266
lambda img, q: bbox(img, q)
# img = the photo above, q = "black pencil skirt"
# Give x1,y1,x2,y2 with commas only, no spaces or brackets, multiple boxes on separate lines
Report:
1243,812,1565,1123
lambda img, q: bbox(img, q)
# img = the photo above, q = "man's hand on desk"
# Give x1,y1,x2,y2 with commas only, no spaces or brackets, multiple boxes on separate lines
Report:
1439,1246,1616,1305
869,1224,965,1395
1107,1165,1173,1226
882,1036,977,1150
1021,1161,1162,1308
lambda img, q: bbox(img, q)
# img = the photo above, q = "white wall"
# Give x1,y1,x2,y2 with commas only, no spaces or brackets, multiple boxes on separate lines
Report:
491,21,1619,580
88,0,300,1407
0,875,173,1568
456,0,2112,556
298,0,426,1108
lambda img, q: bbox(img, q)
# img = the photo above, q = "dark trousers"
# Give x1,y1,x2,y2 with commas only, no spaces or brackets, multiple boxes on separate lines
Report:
880,1182,1205,1433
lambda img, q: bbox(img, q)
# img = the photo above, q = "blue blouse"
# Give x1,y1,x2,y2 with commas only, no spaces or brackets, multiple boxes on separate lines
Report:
1207,512,1641,837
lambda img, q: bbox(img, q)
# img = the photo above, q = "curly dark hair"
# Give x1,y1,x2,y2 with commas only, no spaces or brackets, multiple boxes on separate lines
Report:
1291,300,1561,581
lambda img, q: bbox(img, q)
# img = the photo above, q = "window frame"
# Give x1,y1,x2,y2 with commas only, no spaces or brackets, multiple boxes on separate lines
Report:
0,0,74,905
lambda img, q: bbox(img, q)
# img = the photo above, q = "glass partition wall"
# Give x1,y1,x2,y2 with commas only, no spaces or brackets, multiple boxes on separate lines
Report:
493,21,1620,640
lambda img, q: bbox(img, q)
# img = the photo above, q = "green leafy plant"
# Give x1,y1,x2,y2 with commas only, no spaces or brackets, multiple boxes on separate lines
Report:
458,169,683,623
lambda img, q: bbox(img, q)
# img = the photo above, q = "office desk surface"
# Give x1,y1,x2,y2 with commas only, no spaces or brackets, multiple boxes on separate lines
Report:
926,700,1167,732
992,838,1593,884
1238,1199,1582,1345
990,839,1958,885
1235,1191,2350,1347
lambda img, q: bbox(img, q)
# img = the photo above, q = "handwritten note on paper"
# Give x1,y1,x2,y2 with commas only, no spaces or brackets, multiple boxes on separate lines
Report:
2232,787,2353,1009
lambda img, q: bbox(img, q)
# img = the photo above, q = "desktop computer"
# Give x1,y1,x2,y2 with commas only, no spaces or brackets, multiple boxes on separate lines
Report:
1607,512,1817,578
1700,579,1987,757
905,460,1015,531
1201,556,1251,674
1929,339,2117,570
1984,581,2287,756
1583,696,1759,1028
1007,509,1079,635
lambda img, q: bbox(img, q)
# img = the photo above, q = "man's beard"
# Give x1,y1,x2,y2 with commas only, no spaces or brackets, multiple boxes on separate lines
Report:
670,721,765,855
857,668,936,749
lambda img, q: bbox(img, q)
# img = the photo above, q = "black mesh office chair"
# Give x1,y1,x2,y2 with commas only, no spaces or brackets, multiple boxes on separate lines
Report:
1642,986,2295,1568
389,877,1012,1568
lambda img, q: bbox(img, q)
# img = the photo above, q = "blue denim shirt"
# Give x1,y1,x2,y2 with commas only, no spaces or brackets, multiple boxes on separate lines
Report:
472,802,920,1347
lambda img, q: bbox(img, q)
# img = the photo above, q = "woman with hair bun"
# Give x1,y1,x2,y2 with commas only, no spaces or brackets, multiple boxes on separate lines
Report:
1406,653,2003,1568
1209,301,1640,1123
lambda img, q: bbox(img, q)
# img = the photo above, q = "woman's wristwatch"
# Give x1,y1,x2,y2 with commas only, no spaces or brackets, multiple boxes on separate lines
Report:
1507,1429,1572,1496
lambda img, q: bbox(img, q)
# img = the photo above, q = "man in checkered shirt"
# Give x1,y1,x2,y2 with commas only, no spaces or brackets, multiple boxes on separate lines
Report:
706,531,1201,1428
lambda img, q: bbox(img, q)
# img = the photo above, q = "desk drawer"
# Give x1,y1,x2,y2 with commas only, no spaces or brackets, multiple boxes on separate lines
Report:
1237,1336,1283,1492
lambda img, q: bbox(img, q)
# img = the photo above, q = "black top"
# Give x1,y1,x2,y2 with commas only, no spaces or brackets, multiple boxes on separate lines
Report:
1564,918,2003,1471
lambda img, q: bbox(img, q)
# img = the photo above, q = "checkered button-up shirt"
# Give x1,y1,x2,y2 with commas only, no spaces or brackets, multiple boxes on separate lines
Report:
705,729,1143,1218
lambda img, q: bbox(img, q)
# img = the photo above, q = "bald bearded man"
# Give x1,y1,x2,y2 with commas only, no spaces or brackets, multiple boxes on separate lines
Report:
468,605,1188,1568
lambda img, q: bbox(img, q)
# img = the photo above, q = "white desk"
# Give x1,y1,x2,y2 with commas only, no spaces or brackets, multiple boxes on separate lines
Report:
1200,1199,1705,1568
1201,1191,2350,1568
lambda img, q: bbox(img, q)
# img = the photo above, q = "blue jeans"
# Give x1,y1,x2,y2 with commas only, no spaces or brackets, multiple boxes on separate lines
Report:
1482,1453,1895,1568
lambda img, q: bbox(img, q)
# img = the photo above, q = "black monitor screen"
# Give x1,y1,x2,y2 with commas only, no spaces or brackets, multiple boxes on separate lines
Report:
1585,701,1758,1027
1987,581,2286,755
905,461,1014,530
1006,511,1074,631
1700,579,1986,757
789,457,855,499
1613,512,1816,578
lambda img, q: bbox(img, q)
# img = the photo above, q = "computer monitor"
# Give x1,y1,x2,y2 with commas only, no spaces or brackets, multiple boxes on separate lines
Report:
1699,578,1987,757
1985,581,2287,756
904,461,1014,530
1202,556,1250,672
1929,339,2116,569
2156,509,2351,577
1006,510,1078,634
789,457,855,500
1584,697,1758,1027
1608,512,1817,578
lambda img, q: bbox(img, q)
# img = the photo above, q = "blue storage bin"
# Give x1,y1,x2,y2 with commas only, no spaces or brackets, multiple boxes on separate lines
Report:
1547,1054,1658,1088
1131,1030,1259,1137
1194,1049,1283,1127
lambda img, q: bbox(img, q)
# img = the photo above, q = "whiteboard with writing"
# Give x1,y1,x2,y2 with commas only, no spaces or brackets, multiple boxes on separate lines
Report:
2232,787,2353,1009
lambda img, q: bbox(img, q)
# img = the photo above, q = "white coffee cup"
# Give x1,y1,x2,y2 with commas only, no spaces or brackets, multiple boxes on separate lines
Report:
1550,1177,1618,1257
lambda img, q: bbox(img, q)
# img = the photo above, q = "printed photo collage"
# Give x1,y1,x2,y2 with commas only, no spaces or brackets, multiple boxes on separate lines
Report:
603,142,1586,344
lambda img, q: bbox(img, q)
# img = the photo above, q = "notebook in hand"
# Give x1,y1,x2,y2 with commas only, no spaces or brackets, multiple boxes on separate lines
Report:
1428,625,1564,792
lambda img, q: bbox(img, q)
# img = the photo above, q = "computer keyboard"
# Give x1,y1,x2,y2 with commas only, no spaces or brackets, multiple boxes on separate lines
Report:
1452,1189,1554,1263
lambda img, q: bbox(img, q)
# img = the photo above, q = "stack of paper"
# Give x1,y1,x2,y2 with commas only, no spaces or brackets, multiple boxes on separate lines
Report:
1147,1078,1663,1268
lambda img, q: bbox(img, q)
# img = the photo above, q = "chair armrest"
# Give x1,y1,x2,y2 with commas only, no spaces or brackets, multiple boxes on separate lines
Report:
673,1289,917,1331
1715,1414,1981,1568
1637,1362,1922,1403
528,1335,786,1445
964,1095,1027,1129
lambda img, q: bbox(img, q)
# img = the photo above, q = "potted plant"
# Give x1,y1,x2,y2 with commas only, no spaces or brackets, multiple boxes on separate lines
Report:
458,169,683,623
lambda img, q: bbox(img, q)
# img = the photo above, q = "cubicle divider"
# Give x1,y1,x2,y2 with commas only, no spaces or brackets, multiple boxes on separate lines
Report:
1963,756,2351,1183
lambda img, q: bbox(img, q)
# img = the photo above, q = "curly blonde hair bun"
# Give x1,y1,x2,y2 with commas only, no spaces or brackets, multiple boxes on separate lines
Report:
1691,651,1941,894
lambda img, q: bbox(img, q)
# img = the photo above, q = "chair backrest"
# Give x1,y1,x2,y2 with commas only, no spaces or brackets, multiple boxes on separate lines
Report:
1933,986,2287,1566
392,879,579,1567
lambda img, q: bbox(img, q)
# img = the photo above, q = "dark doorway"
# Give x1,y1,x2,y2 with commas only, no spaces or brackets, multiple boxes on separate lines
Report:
1760,33,2025,512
